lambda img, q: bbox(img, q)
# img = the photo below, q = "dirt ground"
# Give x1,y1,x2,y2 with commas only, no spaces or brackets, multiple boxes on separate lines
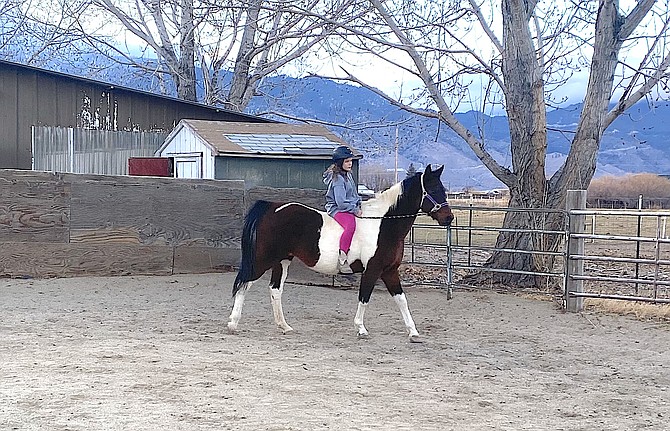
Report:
1,273,669,431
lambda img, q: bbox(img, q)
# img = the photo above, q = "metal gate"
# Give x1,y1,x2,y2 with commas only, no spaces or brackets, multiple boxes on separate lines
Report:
566,207,670,308
404,204,568,300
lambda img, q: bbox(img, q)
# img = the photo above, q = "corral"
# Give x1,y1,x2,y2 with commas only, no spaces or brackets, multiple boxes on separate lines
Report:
1,272,669,430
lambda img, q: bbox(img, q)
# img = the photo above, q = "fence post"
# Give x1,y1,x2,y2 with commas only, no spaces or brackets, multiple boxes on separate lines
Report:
446,226,453,300
565,190,586,312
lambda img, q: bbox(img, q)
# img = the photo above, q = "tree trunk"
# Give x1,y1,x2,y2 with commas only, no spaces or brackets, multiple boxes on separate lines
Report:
176,0,197,101
468,0,549,288
472,1,628,288
226,0,262,111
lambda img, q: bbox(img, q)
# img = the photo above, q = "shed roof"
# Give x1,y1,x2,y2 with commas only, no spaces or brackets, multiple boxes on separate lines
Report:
160,119,355,159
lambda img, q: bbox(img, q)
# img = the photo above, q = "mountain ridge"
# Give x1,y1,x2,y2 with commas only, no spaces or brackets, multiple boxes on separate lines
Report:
16,58,670,190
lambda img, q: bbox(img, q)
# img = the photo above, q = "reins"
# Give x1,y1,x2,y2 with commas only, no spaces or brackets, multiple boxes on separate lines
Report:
356,213,420,220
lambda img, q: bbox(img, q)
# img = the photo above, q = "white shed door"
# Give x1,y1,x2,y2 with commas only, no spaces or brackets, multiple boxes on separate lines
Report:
175,156,202,178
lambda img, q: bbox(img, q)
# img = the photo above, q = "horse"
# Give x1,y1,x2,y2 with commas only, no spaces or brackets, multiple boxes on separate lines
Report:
227,164,454,342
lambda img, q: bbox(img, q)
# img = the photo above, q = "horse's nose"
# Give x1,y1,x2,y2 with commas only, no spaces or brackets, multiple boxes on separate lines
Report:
437,212,454,226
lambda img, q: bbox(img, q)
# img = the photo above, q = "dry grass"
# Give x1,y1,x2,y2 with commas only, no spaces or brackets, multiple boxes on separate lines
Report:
585,298,670,322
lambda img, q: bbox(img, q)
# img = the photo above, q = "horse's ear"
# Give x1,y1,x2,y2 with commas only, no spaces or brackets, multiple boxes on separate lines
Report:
425,164,444,176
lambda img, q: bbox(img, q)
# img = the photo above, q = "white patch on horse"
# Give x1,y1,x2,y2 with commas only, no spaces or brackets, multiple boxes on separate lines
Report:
273,185,404,275
275,202,316,213
354,301,368,337
270,259,293,333
228,281,252,333
312,183,404,274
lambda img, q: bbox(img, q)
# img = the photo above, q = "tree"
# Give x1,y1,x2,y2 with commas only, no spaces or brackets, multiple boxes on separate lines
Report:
0,0,92,67
328,0,670,287
406,162,417,178
63,0,365,108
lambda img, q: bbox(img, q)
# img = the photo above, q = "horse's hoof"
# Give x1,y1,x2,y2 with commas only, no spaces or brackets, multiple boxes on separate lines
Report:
357,332,370,340
227,322,238,334
409,334,424,343
282,326,294,335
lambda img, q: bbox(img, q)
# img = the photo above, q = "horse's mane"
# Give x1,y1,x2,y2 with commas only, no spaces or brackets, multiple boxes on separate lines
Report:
361,174,418,217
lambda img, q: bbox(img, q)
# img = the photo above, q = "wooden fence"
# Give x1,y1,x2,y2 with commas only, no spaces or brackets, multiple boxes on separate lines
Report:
0,170,325,279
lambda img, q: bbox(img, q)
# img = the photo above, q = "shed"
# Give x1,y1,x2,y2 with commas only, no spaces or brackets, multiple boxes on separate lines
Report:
156,120,360,189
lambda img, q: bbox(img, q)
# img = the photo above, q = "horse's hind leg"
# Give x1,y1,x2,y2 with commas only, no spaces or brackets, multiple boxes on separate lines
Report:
269,259,293,334
228,281,253,333
354,270,381,339
381,268,422,342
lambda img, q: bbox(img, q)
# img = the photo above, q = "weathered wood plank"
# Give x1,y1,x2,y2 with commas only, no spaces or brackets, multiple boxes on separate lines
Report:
246,187,325,211
172,245,239,275
0,170,70,242
69,175,245,247
0,242,173,278
70,228,144,244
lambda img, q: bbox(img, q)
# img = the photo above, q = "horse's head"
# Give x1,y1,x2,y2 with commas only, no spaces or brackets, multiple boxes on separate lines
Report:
420,164,454,226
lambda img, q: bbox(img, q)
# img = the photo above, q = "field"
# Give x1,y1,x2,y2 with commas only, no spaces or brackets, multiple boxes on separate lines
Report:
2,272,669,430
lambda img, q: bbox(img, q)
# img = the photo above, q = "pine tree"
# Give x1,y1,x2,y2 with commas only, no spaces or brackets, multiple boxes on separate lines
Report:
406,163,417,178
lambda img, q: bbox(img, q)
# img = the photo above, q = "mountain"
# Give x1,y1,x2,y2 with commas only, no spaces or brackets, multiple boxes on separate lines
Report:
15,55,670,191
248,76,670,190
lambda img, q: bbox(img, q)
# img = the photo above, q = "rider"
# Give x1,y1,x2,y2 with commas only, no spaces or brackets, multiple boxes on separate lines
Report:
323,145,363,274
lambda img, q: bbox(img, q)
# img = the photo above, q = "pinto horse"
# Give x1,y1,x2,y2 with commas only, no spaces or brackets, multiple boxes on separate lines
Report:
227,164,454,342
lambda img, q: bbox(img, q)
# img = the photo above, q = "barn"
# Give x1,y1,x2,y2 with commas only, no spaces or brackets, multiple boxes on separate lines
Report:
0,59,273,172
155,120,360,189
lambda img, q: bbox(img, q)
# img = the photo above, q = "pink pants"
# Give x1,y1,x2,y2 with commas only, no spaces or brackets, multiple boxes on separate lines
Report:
333,212,357,253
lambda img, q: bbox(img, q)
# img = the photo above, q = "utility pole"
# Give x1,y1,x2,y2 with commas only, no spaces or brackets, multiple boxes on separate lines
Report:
394,126,399,183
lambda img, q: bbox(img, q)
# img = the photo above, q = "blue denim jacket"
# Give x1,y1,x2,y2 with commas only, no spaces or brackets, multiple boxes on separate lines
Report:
323,170,361,217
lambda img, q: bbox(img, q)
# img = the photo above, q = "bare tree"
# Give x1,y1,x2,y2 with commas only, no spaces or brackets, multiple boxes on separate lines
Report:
329,0,670,287
0,0,92,66
62,0,365,108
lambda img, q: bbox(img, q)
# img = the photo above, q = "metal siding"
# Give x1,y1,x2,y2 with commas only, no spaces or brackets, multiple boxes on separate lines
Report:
33,126,165,175
16,71,38,168
58,79,78,127
215,157,342,189
0,68,18,167
36,73,59,126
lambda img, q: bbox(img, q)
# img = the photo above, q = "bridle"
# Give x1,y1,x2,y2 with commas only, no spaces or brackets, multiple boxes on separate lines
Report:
420,172,450,214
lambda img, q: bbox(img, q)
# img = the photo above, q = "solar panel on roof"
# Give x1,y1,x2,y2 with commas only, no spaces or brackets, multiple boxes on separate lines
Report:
223,132,338,155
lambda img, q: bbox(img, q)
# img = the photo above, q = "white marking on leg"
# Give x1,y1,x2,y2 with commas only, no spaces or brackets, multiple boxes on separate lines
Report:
270,260,293,334
354,301,369,338
394,293,421,341
228,281,253,333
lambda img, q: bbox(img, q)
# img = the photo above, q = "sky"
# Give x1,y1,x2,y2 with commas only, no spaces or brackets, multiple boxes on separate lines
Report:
91,0,667,116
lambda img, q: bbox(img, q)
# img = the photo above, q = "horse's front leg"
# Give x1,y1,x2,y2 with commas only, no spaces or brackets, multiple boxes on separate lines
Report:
269,259,293,334
381,268,422,343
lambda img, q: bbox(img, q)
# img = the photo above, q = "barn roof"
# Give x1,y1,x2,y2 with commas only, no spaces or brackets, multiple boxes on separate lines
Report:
160,119,356,159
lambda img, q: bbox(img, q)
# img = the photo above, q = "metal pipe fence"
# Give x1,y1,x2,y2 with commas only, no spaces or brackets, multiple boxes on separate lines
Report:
403,197,670,309
566,208,670,306
404,204,568,296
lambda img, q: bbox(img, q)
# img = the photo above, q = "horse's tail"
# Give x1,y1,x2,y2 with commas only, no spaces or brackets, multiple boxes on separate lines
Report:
233,200,272,297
